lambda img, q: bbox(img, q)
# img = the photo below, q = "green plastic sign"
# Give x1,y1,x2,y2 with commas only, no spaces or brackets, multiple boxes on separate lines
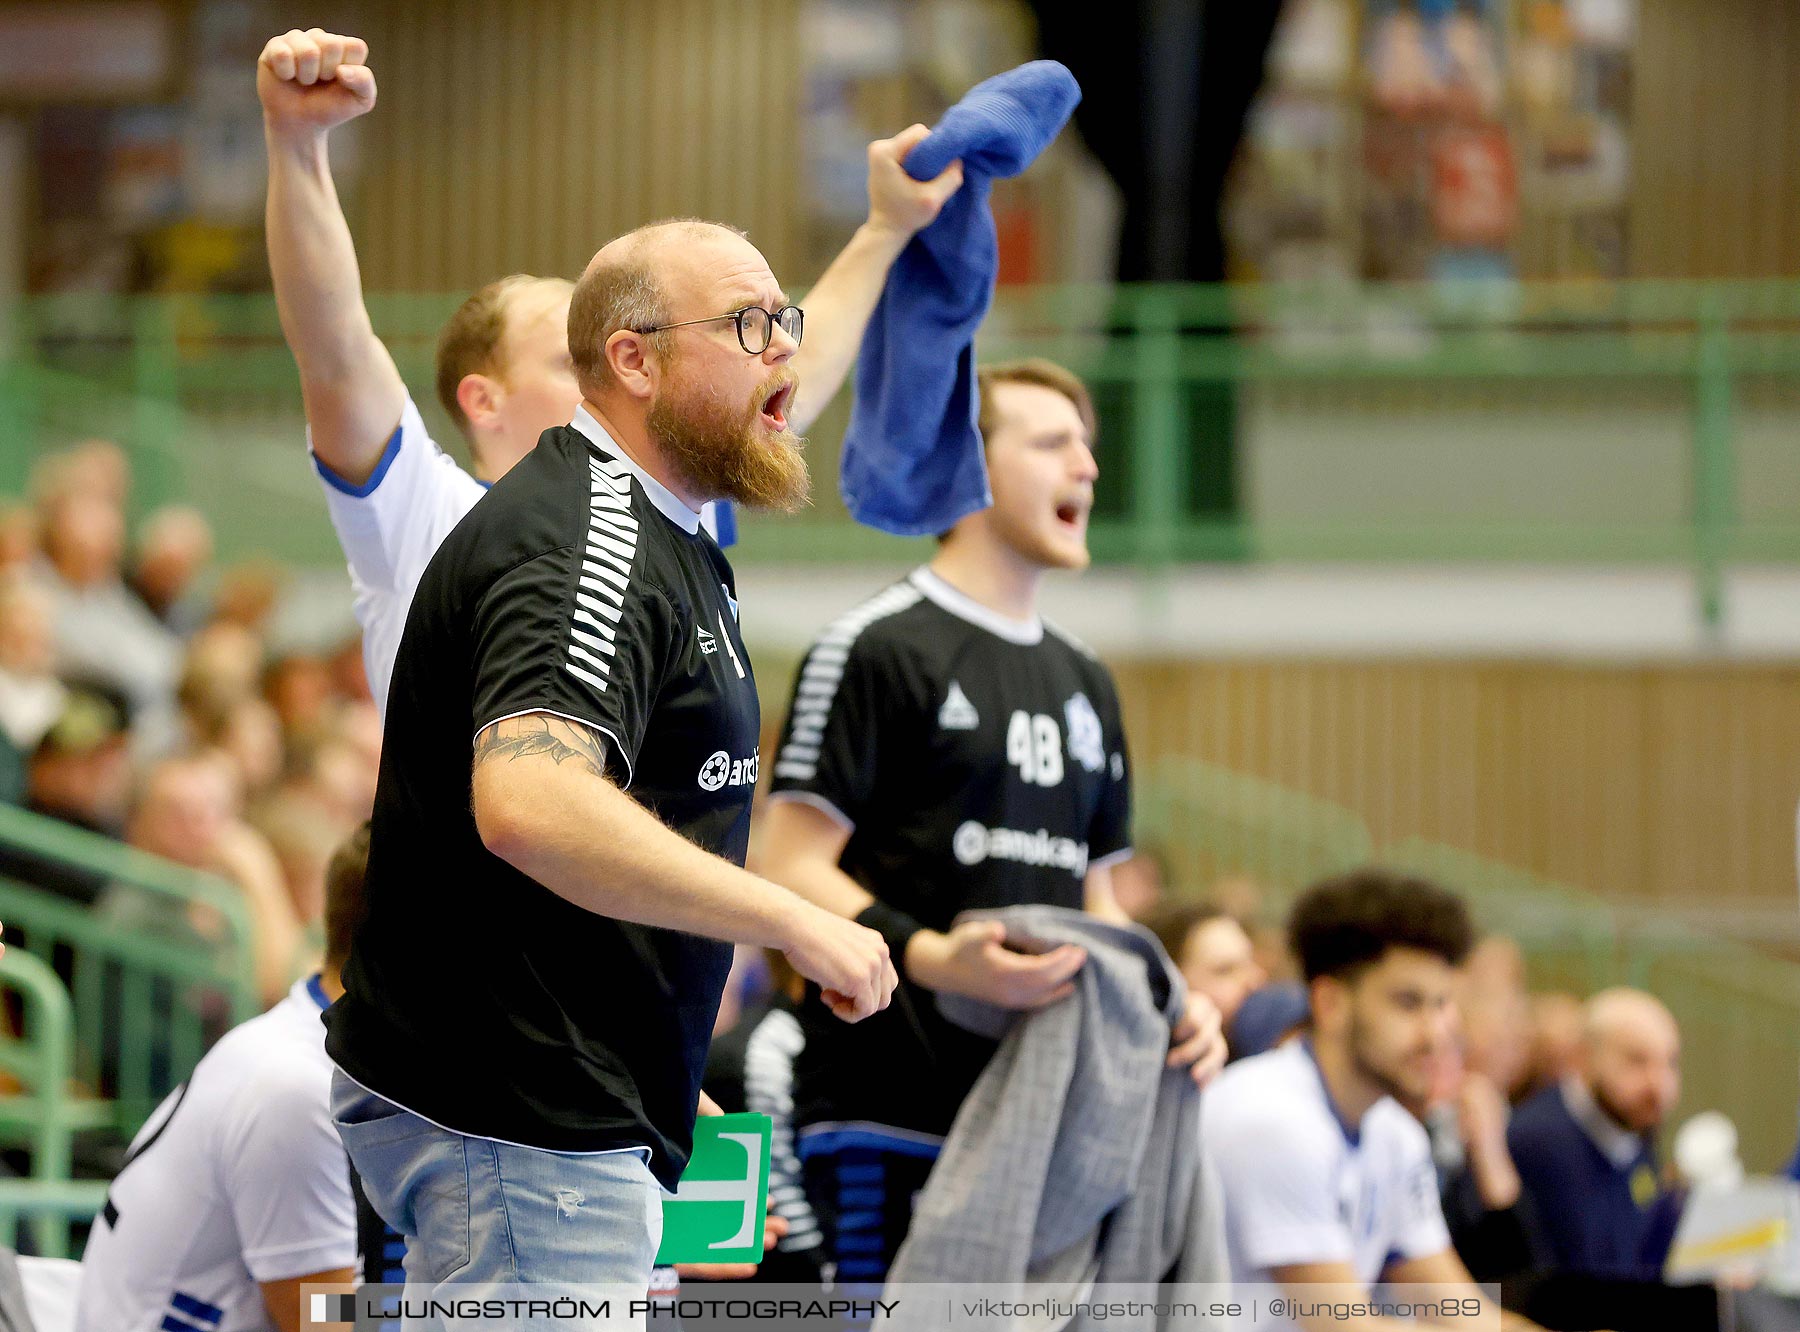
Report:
656,1112,772,1265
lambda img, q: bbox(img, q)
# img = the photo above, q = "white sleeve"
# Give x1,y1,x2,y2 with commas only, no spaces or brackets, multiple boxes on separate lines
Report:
310,394,485,715
1203,1099,1355,1271
221,1067,358,1282
1387,1117,1453,1262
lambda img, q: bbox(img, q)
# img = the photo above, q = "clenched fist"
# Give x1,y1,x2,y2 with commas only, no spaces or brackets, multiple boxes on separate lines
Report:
864,124,964,243
258,29,376,139
780,904,896,1023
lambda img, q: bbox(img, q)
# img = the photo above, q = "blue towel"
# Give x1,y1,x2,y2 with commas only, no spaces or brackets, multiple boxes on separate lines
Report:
840,61,1082,537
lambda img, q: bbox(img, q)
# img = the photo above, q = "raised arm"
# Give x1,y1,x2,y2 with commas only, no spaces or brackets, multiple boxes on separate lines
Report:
787,125,964,434
470,714,896,1023
259,28,407,485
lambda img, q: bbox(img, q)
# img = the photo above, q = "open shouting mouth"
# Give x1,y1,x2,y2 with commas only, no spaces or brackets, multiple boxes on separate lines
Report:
759,380,795,432
1054,496,1090,533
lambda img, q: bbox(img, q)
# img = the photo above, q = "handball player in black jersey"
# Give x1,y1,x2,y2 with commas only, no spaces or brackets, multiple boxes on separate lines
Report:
763,359,1228,1286
325,220,897,1318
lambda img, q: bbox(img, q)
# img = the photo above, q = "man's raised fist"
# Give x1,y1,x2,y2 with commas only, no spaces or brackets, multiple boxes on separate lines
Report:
258,28,375,137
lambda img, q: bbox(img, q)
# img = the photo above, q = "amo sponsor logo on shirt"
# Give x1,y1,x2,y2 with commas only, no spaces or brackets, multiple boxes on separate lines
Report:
951,821,1089,877
698,748,759,792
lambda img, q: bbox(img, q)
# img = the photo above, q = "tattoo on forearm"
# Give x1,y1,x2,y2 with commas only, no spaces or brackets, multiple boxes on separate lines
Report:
472,716,609,780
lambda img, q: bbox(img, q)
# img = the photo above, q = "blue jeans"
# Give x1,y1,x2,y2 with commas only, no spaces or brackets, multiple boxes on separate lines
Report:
331,1071,662,1330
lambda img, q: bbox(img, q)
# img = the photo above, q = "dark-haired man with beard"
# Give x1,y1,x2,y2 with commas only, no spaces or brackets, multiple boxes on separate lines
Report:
324,219,898,1320
1202,870,1547,1332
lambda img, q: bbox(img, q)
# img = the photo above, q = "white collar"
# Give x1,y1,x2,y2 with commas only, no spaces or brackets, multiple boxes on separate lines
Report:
570,407,700,534
909,567,1043,645
1560,1077,1648,1169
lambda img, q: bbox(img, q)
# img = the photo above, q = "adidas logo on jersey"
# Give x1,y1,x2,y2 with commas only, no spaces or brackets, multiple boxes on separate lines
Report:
938,681,979,731
696,626,718,656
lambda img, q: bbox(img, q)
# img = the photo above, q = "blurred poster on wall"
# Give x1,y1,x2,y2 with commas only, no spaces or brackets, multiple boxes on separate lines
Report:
0,2,172,99
1514,0,1634,277
1362,0,1515,282
800,0,1064,286
1225,0,1634,286
24,0,277,297
1223,0,1357,283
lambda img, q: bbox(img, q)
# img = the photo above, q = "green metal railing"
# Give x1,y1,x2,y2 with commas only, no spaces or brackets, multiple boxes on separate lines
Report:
0,949,114,1256
0,1179,108,1261
1136,756,1375,891
0,804,257,1136
4,280,1798,627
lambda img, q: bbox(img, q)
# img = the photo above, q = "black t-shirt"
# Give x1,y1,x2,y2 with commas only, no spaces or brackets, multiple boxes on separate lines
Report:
769,567,1131,1136
325,410,761,1189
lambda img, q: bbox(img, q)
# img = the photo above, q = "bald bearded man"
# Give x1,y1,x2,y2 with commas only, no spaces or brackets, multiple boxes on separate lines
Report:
324,220,898,1325
1507,987,1685,1281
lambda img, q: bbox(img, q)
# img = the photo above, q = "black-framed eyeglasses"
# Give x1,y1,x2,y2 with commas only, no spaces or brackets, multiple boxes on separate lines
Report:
635,304,804,355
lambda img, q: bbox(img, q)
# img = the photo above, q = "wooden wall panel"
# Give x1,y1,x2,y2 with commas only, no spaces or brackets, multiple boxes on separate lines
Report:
1630,0,1800,277
1107,658,1800,923
344,0,805,291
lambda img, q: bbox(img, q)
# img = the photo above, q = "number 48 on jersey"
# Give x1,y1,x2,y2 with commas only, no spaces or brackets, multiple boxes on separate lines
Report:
1006,710,1065,787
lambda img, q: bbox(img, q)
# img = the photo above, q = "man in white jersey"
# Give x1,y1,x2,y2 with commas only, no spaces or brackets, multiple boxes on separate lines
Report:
75,827,370,1332
258,27,963,712
1203,869,1547,1332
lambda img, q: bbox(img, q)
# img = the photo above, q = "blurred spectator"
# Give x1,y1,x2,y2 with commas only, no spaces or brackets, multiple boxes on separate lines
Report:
22,688,132,838
179,622,267,728
31,477,180,752
1523,991,1586,1098
104,754,305,1006
1208,872,1264,921
0,579,67,798
31,440,130,512
204,697,285,801
333,698,382,776
130,505,214,635
48,440,129,508
327,636,372,706
1208,872,1293,983
1415,934,1542,1280
0,504,35,574
279,726,376,828
1507,988,1685,1282
0,688,132,906
1460,935,1532,1100
264,652,335,739
125,752,240,868
250,793,347,928
1145,899,1267,1029
210,560,285,633
1226,979,1309,1059
1420,1039,1547,1285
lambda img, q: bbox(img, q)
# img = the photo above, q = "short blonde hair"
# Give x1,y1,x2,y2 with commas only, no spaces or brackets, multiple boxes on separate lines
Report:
434,275,572,438
976,358,1098,443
